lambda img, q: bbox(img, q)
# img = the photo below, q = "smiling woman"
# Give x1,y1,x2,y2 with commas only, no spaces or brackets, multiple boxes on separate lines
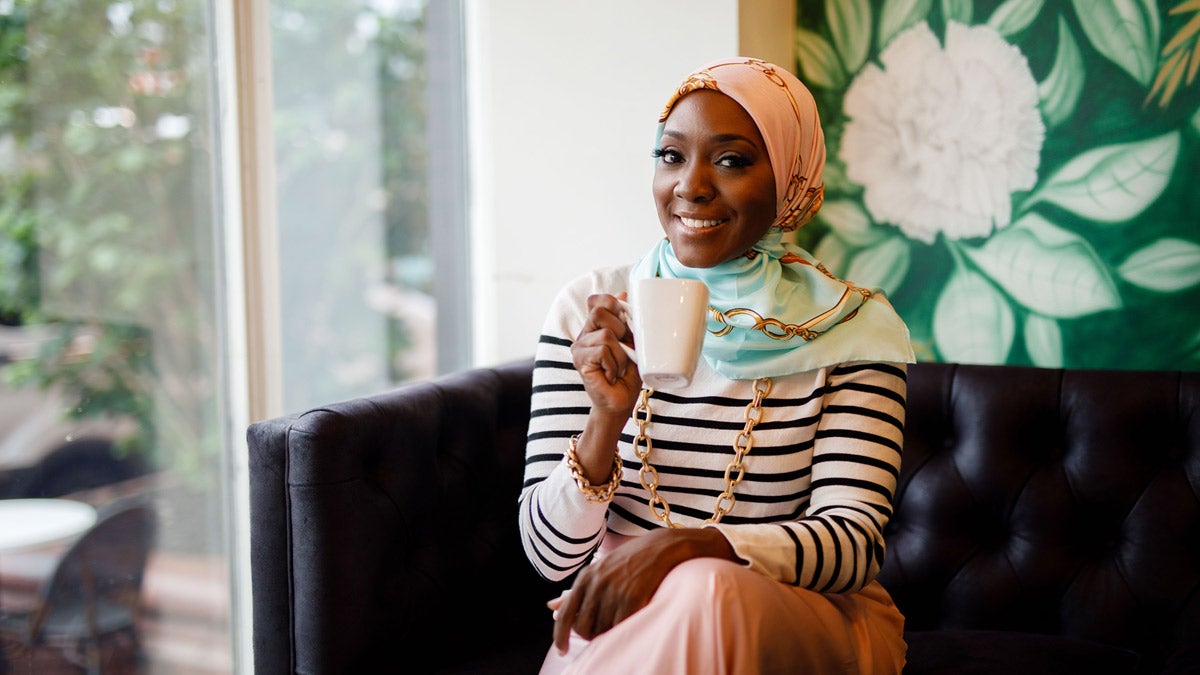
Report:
651,90,778,269
521,57,914,674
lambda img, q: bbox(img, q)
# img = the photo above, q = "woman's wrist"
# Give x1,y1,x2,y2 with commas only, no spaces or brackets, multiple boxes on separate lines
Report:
639,526,741,570
586,410,628,435
565,434,622,502
572,413,626,482
680,526,739,562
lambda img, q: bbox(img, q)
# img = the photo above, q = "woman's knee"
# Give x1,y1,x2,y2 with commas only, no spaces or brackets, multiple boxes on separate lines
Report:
655,558,758,612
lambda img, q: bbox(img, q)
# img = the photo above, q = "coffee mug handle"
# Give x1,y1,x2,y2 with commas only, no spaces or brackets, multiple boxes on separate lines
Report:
618,341,637,362
616,298,637,361
617,298,633,329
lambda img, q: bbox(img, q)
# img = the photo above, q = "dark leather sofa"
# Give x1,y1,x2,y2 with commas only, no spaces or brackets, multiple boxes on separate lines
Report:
247,360,1200,674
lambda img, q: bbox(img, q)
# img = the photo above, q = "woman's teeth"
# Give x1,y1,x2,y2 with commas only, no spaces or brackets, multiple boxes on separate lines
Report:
680,217,721,229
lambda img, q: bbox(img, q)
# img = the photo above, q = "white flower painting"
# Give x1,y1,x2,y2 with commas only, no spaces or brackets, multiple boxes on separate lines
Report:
798,0,1200,371
840,21,1045,243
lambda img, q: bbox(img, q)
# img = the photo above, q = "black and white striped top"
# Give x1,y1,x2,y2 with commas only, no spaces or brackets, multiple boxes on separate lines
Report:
519,265,907,593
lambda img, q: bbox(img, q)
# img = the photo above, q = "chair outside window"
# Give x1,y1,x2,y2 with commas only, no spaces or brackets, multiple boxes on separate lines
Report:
0,503,155,674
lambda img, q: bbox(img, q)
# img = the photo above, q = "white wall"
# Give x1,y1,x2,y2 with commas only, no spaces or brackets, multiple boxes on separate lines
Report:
465,0,793,365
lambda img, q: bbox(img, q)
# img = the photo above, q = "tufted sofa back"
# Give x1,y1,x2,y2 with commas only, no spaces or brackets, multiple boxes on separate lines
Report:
882,362,1200,672
247,360,1200,673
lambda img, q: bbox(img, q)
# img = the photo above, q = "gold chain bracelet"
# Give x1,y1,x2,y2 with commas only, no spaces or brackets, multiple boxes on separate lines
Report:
633,378,772,527
565,433,623,503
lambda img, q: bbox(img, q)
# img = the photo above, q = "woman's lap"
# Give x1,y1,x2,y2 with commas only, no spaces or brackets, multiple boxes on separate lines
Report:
541,556,906,675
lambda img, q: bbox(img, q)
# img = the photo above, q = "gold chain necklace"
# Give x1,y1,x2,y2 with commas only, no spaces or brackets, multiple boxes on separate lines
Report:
632,378,772,528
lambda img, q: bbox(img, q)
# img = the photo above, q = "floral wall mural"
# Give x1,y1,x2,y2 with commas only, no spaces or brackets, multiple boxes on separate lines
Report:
795,0,1200,370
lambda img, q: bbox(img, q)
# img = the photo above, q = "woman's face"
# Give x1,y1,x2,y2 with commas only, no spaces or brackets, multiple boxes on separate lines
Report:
653,89,777,268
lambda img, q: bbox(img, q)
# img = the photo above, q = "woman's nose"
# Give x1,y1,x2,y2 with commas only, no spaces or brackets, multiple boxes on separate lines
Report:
674,163,715,202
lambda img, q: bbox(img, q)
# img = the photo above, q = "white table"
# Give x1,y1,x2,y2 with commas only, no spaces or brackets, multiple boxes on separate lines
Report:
0,498,97,553
0,499,96,674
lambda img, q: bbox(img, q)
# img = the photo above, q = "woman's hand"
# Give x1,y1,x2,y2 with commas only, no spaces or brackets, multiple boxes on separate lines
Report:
571,293,641,416
568,293,642,483
550,527,739,654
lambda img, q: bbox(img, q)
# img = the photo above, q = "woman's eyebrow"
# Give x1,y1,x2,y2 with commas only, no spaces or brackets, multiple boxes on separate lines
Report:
659,130,758,145
712,133,757,145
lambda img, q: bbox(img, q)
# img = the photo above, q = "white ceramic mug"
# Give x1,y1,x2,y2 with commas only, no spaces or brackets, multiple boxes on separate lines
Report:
628,277,709,389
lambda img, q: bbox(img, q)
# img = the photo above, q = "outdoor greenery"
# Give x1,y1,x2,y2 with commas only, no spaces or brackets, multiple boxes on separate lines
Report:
271,0,432,402
0,0,214,479
0,0,431,486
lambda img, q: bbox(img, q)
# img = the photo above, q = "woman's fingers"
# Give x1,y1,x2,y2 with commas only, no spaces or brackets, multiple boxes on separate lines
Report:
573,294,637,391
553,558,649,654
552,574,610,654
572,592,599,641
553,579,583,653
581,294,631,343
572,341,617,385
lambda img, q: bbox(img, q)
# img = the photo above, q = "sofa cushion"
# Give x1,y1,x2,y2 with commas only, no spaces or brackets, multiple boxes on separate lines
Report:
884,363,1200,673
903,629,1140,675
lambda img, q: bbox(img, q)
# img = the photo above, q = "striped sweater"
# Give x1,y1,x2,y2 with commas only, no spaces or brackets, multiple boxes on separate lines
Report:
519,265,907,593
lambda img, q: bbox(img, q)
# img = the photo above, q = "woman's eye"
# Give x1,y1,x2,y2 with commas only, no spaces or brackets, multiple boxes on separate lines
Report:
717,155,751,168
651,148,682,164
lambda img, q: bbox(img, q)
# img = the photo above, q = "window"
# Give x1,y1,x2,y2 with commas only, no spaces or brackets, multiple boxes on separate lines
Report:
271,0,468,414
0,0,464,670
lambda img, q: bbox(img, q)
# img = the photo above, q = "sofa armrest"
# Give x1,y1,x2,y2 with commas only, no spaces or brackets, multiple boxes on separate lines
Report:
248,359,560,674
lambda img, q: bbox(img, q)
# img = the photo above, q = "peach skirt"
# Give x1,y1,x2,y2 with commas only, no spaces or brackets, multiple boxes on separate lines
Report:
539,534,907,675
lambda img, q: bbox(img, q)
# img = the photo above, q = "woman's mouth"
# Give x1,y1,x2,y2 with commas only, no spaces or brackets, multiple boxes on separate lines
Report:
678,216,724,229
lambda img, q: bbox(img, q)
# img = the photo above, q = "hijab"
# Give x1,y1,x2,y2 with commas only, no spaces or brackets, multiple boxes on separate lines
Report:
630,58,914,380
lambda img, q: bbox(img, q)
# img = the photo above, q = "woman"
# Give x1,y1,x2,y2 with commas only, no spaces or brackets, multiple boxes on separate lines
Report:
519,57,915,674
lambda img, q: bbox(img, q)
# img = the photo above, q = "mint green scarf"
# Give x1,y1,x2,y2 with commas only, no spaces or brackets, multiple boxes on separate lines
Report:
630,233,914,380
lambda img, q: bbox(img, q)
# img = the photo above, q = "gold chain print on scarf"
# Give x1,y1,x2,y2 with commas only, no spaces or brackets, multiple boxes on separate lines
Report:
708,258,873,342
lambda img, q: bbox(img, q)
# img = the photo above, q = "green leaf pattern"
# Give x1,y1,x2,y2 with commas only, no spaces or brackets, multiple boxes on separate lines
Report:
803,1,1200,370
796,27,845,89
1118,238,1200,292
827,0,872,74
846,235,911,295
940,0,972,25
933,266,1016,364
1023,314,1064,368
1025,132,1179,223
960,214,1121,318
817,199,883,247
878,0,933,51
987,0,1045,38
1037,16,1085,128
1069,0,1160,86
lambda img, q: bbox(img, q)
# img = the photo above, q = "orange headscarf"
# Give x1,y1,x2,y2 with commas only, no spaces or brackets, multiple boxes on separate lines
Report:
656,57,826,233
